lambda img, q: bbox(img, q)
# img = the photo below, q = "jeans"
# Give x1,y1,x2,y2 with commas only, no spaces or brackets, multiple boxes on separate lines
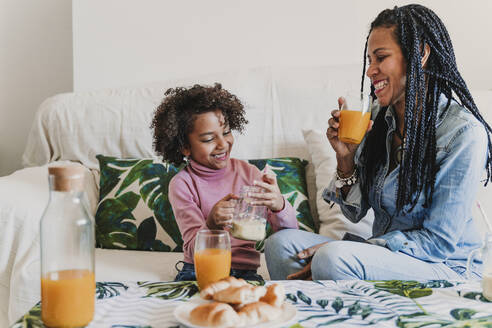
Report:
174,262,264,283
264,229,464,281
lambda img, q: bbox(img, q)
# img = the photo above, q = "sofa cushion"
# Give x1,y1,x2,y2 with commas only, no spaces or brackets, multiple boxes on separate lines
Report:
302,129,373,239
95,155,315,252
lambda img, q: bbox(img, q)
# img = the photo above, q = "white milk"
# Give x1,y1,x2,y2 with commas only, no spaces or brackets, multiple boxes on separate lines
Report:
231,218,266,241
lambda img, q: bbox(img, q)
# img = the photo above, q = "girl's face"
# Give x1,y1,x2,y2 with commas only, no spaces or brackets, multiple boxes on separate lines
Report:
182,110,233,170
366,27,407,110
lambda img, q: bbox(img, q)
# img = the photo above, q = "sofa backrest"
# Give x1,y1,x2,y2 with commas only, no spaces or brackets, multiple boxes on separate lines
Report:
22,64,362,169
22,65,492,238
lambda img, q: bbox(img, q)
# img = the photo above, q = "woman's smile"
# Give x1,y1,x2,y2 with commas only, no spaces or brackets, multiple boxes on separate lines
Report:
373,79,389,94
366,27,407,111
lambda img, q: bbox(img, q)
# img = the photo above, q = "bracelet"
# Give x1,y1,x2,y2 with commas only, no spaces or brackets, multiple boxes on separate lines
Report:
335,166,358,189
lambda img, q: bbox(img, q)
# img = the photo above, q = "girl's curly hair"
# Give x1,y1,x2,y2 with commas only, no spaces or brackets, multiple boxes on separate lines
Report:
151,83,248,166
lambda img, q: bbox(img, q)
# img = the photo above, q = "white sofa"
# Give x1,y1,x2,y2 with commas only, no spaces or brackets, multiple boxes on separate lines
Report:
1,65,491,326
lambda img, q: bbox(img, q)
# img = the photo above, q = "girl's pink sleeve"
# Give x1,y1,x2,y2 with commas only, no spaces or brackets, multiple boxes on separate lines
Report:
268,198,299,231
168,176,208,263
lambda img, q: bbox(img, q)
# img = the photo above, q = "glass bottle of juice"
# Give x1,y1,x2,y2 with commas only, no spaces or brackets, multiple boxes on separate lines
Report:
40,165,95,327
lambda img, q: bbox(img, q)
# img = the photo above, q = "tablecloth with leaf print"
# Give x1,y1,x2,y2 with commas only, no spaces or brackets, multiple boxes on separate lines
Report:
12,279,492,328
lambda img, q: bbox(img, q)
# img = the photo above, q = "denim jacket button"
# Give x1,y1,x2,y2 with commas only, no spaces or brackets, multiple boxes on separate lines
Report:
403,242,408,246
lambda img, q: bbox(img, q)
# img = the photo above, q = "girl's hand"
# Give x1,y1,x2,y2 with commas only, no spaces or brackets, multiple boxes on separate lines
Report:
206,193,239,229
287,242,329,280
249,173,285,212
327,97,373,172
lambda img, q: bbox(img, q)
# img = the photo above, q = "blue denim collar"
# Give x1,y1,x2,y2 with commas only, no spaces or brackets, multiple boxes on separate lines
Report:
382,94,452,131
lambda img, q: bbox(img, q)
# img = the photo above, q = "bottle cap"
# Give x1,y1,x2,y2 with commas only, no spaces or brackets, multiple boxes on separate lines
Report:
48,165,85,192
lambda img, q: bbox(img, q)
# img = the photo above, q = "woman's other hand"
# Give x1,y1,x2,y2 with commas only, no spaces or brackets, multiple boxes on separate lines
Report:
287,242,329,280
206,193,238,229
249,173,285,212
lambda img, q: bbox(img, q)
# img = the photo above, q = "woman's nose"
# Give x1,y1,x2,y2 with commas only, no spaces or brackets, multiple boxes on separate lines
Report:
366,62,377,78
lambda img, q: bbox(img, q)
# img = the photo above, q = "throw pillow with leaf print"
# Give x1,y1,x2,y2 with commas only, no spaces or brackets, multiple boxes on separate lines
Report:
95,155,315,252
96,155,184,252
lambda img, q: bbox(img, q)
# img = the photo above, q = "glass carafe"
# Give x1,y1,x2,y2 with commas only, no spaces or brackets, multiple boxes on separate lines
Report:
230,186,267,241
40,165,95,327
466,232,492,301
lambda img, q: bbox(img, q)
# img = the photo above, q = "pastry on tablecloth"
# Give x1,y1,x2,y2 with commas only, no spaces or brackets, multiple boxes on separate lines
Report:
189,302,241,328
237,301,283,325
213,284,267,304
260,283,285,307
191,278,286,327
200,276,248,300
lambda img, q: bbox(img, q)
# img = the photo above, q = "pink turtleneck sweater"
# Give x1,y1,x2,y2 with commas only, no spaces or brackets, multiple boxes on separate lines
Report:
168,158,298,270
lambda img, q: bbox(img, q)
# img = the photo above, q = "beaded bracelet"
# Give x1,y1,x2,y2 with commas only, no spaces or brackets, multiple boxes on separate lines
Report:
334,166,358,189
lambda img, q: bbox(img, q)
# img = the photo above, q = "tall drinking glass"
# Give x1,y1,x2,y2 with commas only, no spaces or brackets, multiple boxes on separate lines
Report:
194,230,231,290
338,91,372,144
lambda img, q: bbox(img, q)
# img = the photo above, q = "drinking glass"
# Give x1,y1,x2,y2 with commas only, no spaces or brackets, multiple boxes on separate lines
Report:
231,186,268,241
194,230,231,290
466,232,492,301
338,91,372,144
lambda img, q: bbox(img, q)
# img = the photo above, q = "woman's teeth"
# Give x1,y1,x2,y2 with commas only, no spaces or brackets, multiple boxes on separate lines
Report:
374,80,388,91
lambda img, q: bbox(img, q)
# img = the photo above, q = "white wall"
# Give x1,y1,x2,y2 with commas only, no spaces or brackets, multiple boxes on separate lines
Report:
73,0,492,92
1,0,490,176
0,0,73,176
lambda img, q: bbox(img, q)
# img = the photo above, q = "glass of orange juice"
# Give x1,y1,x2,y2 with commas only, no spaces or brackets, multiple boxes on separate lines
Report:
194,230,231,290
338,91,372,144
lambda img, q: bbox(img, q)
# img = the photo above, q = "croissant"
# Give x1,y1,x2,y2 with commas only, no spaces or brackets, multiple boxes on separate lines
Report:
189,302,242,328
237,301,282,325
200,276,248,300
213,285,267,304
259,283,285,308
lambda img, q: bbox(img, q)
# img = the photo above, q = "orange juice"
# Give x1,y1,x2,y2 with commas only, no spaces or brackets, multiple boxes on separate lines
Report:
194,248,231,290
339,110,371,144
41,269,95,327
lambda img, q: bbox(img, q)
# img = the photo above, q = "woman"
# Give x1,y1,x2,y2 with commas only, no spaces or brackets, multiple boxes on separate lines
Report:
265,4,492,280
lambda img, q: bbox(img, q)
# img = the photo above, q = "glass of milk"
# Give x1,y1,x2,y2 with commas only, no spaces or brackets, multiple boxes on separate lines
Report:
466,232,492,301
230,186,267,241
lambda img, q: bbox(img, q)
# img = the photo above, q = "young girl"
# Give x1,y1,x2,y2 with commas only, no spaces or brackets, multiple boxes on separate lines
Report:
151,83,298,281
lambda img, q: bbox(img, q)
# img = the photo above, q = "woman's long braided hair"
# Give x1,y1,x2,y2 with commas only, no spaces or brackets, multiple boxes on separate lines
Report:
359,4,492,213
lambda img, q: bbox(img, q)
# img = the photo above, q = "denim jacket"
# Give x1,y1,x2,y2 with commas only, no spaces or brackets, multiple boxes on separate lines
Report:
324,94,488,276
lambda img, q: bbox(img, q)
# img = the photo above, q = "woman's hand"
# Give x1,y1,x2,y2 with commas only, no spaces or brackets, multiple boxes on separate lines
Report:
286,242,329,280
249,173,285,212
327,97,373,173
206,193,239,229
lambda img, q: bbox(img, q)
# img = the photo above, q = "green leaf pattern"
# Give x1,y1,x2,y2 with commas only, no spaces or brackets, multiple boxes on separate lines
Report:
95,155,315,252
96,282,129,299
96,155,183,252
137,281,199,300
11,279,492,328
12,303,42,328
